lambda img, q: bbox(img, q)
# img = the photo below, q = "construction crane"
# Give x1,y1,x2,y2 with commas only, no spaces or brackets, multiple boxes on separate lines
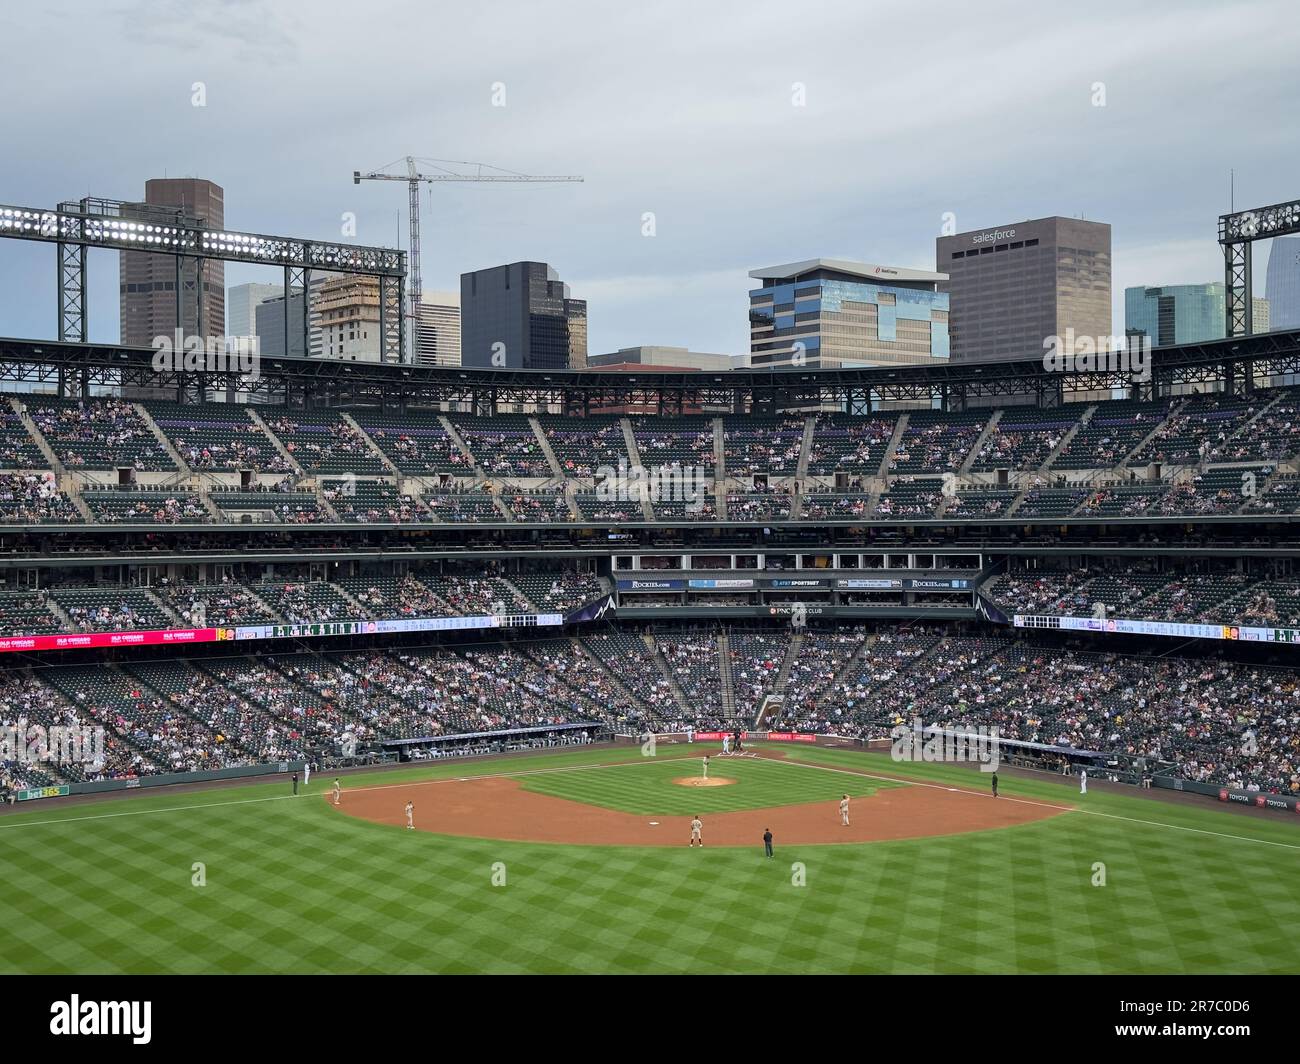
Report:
353,157,583,360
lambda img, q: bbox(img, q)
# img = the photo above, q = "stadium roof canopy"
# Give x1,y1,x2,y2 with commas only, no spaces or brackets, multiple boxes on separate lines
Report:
0,330,1297,413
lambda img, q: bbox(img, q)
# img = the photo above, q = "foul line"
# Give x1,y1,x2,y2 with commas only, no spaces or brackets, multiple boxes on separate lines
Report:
763,754,1300,853
2,749,1297,853
0,793,301,831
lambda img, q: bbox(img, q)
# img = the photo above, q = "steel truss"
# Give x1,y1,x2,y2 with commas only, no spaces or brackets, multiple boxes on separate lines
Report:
0,330,1296,413
1220,198,1300,337
0,199,407,363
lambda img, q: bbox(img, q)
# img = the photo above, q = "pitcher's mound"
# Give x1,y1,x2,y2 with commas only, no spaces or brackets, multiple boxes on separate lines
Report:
673,776,736,787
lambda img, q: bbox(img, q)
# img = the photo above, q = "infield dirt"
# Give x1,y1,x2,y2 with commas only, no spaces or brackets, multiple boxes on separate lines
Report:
333,764,1068,846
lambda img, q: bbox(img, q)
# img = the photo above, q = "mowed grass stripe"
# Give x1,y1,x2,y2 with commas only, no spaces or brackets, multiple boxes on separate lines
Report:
0,744,1297,973
519,753,898,815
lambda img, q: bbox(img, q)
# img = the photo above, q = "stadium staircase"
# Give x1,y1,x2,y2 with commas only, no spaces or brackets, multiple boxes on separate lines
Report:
713,418,727,517
45,597,76,631
571,636,658,720
528,418,565,478
195,489,225,523
562,479,584,521
796,417,816,480
878,414,910,477
717,630,736,717
774,632,802,696
340,412,401,477
1038,404,1097,476
331,582,371,616
831,631,876,690
11,397,66,475
134,403,190,475
314,487,343,523
489,488,514,521
497,575,538,612
958,410,1002,476
789,483,804,520
246,409,306,476
619,417,642,468
1222,390,1287,452
439,416,482,476
1117,399,1186,473
615,419,656,520
642,632,691,717
145,587,184,626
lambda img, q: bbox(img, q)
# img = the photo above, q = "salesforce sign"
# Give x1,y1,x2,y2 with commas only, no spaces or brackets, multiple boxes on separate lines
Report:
971,228,1016,246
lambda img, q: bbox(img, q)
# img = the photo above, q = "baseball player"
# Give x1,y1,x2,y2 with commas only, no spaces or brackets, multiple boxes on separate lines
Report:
991,772,999,798
405,800,414,830
722,734,731,755
689,815,703,847
332,778,341,806
839,794,850,826
702,755,710,780
303,762,310,788
1079,769,1088,795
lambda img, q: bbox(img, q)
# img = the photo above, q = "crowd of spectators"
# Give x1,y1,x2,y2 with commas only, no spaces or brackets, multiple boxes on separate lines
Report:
33,399,169,470
0,472,80,524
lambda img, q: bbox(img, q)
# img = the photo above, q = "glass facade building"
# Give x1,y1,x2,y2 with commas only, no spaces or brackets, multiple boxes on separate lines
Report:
1265,236,1300,331
1125,283,1269,345
460,261,587,370
748,259,949,369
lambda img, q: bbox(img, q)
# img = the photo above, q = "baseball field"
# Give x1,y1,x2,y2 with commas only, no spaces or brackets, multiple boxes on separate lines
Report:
1,742,1297,974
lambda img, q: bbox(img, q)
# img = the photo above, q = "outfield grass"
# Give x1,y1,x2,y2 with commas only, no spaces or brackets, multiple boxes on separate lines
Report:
0,743,1296,974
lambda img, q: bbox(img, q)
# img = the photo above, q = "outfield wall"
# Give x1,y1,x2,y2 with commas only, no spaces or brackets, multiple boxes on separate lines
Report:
14,759,304,801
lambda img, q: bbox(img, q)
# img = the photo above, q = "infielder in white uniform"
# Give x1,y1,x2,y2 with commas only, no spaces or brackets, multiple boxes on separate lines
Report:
839,794,850,826
405,800,414,830
332,778,341,806
1079,769,1088,795
689,815,703,847
702,755,710,779
303,762,310,788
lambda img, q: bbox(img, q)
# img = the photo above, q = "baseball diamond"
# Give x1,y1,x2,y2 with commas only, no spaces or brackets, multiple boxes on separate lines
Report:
0,740,1296,975
3,5,1300,1009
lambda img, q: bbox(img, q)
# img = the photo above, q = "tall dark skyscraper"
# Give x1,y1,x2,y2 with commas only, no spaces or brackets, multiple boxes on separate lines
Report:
460,261,586,369
119,178,225,347
937,216,1111,362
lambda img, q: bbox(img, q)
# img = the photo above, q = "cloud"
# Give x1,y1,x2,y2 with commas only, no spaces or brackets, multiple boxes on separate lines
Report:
0,0,1297,354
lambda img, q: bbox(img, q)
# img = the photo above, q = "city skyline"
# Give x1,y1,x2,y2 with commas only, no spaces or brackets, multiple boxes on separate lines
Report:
1,1,1297,360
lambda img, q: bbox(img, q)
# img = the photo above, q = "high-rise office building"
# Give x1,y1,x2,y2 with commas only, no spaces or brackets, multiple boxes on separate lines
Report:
256,289,312,357
1265,236,1300,331
314,275,382,362
415,291,461,367
119,178,225,347
460,262,587,369
937,217,1111,362
227,283,283,338
1125,283,1269,345
748,259,949,369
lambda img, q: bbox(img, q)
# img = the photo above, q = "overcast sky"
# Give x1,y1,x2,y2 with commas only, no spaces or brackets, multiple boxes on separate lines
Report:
1,0,1297,355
